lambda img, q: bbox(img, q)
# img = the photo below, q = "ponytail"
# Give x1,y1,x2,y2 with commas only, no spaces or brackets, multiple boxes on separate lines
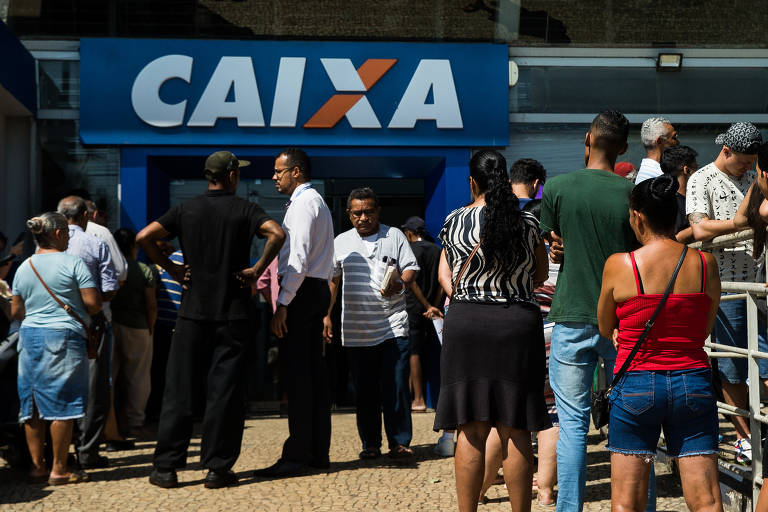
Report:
470,150,526,268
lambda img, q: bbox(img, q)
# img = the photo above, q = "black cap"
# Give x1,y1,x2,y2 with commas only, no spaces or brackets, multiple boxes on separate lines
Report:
204,151,250,179
401,216,425,233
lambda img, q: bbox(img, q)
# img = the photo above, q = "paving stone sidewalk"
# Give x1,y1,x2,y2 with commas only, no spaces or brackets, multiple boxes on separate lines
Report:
0,411,688,511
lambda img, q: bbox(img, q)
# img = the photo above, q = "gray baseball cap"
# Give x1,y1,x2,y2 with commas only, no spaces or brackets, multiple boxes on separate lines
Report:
715,123,763,154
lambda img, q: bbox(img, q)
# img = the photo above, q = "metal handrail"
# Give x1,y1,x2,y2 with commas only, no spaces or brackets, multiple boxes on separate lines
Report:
694,228,767,510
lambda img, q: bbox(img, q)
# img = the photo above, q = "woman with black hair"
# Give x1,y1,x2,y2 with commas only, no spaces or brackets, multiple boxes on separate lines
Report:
435,149,550,512
597,174,722,512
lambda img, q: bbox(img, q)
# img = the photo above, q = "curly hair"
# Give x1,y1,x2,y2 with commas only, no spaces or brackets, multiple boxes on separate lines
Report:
747,143,768,255
470,150,525,268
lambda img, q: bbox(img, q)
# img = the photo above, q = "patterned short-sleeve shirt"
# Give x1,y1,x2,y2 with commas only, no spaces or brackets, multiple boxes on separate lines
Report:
439,206,540,304
686,161,762,282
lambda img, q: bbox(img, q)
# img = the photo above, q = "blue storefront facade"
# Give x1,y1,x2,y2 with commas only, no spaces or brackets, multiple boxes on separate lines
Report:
78,39,510,237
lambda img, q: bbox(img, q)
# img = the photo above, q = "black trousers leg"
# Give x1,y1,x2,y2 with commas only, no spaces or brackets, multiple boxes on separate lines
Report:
200,320,249,471
76,319,111,463
153,318,208,470
280,279,331,464
348,345,382,451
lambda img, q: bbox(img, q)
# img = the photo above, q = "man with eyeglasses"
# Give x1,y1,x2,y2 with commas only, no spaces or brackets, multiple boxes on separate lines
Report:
322,187,420,461
634,117,679,184
253,148,336,478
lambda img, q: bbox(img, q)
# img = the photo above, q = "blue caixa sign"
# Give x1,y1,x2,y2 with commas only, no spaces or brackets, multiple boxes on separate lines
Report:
79,39,509,147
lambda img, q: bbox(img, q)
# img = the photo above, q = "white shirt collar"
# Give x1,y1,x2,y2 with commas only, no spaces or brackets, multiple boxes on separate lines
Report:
290,182,312,202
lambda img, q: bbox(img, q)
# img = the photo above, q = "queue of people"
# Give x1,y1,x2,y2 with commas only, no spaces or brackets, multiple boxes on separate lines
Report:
7,115,768,512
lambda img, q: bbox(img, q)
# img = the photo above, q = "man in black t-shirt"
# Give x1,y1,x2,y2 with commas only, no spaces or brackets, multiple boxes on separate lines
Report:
659,145,699,243
137,151,285,489
401,217,443,413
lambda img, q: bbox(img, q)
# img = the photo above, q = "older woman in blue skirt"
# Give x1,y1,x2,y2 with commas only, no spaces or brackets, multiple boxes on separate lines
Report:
11,213,101,485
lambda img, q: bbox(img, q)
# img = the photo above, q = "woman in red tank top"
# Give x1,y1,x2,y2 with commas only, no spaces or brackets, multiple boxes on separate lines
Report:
597,174,722,512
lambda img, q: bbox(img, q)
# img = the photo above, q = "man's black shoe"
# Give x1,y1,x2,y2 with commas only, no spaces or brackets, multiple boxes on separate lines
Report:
149,468,178,489
105,439,135,452
309,459,330,470
204,469,238,489
78,454,109,469
252,460,308,478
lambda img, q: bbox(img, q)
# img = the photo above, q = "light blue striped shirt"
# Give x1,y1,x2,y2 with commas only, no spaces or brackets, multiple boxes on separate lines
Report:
333,225,418,347
66,224,119,294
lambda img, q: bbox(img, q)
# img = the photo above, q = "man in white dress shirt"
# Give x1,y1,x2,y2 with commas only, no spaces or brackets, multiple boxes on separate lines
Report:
254,148,336,478
634,117,679,184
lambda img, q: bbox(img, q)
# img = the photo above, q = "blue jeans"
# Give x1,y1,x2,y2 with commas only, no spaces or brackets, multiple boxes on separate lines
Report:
347,337,412,450
549,322,657,512
713,297,768,383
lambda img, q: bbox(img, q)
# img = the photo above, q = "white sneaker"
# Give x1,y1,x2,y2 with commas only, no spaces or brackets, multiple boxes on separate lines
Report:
735,438,752,464
433,436,455,457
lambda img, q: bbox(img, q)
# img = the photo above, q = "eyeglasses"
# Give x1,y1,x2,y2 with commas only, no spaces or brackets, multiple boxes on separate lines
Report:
349,209,377,218
273,167,293,177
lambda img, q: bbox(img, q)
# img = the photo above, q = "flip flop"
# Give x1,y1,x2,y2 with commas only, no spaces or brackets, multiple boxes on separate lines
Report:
537,497,556,508
388,445,414,459
48,470,90,486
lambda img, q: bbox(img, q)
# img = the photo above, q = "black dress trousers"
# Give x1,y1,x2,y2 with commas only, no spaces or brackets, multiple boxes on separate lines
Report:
153,317,250,471
280,278,332,465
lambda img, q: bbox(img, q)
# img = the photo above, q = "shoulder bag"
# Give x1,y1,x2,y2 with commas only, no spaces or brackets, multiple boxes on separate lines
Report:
591,245,688,429
450,239,482,300
28,259,99,359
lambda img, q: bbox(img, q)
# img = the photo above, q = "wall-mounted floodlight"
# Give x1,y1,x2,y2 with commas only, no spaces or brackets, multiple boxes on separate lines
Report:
509,60,519,87
656,53,683,71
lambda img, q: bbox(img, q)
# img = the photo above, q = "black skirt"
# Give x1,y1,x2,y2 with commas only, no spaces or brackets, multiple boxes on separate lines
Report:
434,300,551,432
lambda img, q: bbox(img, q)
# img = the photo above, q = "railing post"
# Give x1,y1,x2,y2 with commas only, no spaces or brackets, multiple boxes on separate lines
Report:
747,291,762,510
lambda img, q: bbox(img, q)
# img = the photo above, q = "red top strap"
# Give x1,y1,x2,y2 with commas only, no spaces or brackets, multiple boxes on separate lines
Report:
629,252,643,295
698,250,706,293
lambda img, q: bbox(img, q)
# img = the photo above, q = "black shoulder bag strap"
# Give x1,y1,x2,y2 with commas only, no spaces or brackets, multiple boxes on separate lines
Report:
607,245,688,391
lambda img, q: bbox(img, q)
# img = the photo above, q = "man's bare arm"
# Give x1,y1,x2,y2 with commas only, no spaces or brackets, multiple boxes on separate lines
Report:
688,212,739,241
235,220,285,285
137,222,189,286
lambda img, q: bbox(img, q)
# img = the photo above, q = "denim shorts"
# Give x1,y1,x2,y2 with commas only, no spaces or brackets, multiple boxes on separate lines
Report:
17,326,89,422
714,297,768,384
608,368,718,458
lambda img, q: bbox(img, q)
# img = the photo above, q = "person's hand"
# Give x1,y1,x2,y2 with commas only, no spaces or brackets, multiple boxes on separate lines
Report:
422,306,443,320
549,231,563,264
381,268,404,297
167,262,191,289
322,315,333,343
612,328,619,350
234,267,260,288
271,305,288,338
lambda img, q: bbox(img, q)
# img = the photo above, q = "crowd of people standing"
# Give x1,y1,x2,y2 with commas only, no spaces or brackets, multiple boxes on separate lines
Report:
5,113,768,511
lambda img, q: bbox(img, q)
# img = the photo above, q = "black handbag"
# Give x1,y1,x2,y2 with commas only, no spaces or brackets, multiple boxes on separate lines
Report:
591,245,689,429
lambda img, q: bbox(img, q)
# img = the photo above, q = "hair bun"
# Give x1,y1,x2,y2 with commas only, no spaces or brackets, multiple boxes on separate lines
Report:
26,217,43,234
648,174,677,202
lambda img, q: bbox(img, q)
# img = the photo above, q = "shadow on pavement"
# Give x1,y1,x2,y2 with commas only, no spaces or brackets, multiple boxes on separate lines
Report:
0,467,53,503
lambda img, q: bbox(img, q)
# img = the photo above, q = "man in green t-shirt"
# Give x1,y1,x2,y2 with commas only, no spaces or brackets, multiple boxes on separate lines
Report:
540,111,638,511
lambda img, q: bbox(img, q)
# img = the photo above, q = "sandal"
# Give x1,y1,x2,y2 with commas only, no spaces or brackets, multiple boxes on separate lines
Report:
48,470,90,486
411,404,427,413
358,448,382,460
388,445,414,459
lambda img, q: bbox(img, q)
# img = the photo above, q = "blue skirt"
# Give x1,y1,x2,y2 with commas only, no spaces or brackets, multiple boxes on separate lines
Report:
17,326,89,422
